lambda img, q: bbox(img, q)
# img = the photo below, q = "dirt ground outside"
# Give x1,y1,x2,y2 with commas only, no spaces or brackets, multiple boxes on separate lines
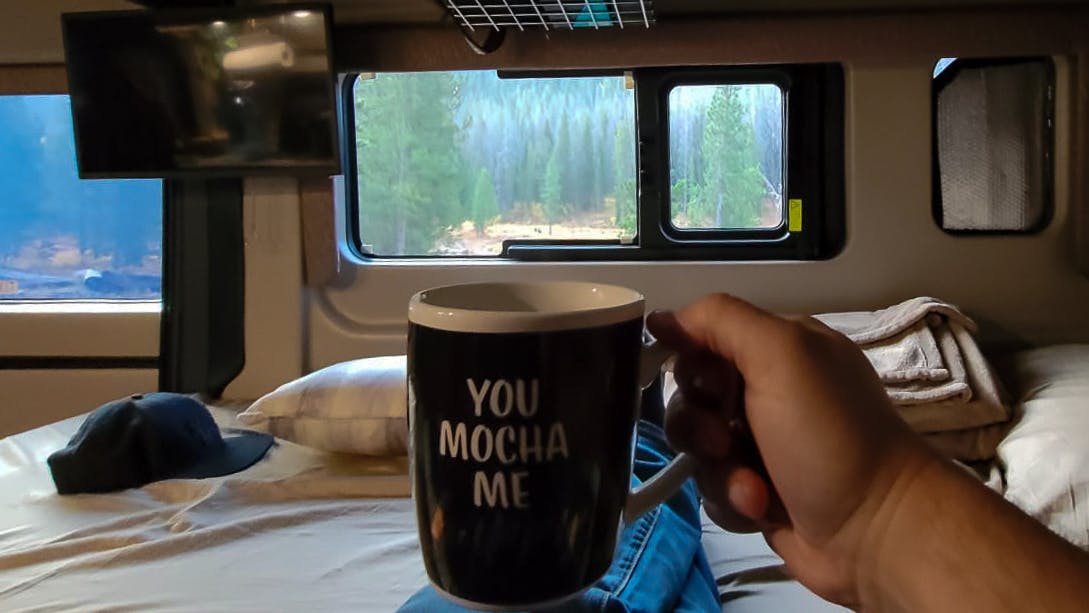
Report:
434,197,782,256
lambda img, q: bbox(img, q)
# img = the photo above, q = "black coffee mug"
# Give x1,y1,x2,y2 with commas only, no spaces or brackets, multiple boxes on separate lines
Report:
408,281,693,610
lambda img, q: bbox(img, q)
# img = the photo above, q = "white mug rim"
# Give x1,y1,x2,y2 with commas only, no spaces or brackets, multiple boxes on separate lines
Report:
408,281,645,333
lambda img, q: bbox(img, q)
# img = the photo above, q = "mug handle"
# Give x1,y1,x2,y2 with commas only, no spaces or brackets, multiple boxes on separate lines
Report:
623,340,699,523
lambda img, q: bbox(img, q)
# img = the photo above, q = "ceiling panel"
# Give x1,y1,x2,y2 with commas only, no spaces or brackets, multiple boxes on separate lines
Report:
329,0,1089,24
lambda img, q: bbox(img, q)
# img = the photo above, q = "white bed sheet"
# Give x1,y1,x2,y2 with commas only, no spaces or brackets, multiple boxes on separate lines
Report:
0,407,842,612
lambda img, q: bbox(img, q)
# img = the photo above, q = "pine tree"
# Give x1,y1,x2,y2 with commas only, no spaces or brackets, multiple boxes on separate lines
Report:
612,118,636,236
515,117,553,211
542,147,563,234
552,116,573,210
591,123,606,211
598,108,615,199
752,84,784,197
355,72,463,254
696,86,766,228
470,168,499,235
493,106,517,212
575,117,596,210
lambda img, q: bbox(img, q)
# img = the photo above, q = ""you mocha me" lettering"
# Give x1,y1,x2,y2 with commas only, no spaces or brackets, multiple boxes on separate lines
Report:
437,377,570,510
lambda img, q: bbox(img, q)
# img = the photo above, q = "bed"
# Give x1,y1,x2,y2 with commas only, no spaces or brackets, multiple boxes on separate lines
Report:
0,406,844,612
4,342,1086,612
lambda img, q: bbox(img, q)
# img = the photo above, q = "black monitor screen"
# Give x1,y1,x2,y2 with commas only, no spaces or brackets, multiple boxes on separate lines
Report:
63,6,338,178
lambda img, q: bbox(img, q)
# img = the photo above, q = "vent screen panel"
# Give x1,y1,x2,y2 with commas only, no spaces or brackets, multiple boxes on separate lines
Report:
443,1,654,30
934,59,1053,232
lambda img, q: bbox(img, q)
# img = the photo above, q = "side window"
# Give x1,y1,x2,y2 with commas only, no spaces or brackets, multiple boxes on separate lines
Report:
346,64,844,261
350,72,635,256
0,95,162,300
667,83,785,231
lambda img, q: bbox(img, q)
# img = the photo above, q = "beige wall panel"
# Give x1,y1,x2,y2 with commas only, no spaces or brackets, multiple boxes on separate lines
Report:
0,368,157,437
0,64,67,94
0,1,137,64
0,304,160,357
222,177,305,400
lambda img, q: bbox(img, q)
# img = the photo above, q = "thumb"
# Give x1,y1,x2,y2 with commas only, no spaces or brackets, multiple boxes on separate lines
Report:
648,294,789,376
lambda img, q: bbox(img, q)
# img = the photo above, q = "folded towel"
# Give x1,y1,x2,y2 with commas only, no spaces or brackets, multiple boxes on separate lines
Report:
815,298,1010,439
815,298,977,401
880,320,971,405
867,319,947,384
816,296,977,345
815,298,1013,462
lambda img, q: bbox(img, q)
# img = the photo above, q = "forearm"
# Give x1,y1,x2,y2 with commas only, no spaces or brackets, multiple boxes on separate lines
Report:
861,457,1089,612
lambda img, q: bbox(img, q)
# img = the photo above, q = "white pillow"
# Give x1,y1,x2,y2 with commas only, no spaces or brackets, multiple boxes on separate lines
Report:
238,355,407,456
998,345,1089,549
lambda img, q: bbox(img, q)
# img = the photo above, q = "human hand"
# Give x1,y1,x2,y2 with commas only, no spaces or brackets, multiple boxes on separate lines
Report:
647,294,941,607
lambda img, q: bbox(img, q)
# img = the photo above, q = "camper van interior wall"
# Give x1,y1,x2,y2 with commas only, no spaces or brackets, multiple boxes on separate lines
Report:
61,4,339,178
237,355,409,456
407,281,693,609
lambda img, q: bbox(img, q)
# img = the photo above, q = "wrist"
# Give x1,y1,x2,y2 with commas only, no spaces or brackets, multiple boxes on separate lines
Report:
854,446,953,612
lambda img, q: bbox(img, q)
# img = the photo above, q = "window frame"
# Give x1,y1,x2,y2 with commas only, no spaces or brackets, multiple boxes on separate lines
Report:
341,70,638,260
344,63,845,261
654,70,791,241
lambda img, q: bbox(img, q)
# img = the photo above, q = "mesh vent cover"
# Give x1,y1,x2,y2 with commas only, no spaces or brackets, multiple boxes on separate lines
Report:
935,59,1052,232
442,1,654,30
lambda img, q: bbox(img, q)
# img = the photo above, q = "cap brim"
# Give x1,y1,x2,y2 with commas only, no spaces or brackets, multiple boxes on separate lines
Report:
173,431,275,479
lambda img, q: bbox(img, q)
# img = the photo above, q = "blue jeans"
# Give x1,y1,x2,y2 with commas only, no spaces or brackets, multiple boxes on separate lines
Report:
398,422,719,613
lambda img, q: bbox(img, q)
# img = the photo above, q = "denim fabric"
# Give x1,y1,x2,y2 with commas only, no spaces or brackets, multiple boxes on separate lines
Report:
398,422,719,613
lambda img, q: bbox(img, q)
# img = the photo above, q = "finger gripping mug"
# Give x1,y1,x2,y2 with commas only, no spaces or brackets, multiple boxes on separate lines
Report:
408,281,693,610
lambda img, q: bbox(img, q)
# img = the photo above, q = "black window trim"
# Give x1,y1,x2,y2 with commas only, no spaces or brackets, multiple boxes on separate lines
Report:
651,68,791,243
344,63,845,262
340,72,367,259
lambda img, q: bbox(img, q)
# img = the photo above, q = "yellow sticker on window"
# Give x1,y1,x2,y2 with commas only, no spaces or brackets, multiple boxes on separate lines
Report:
788,199,803,233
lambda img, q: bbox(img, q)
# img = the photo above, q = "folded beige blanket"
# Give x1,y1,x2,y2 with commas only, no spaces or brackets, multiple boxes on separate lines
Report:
816,297,1011,461
816,297,978,404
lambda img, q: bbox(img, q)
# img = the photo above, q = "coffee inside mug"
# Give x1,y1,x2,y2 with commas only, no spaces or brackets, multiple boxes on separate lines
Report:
408,281,692,611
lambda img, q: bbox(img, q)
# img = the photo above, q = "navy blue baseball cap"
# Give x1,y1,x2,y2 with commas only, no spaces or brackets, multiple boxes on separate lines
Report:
48,393,274,495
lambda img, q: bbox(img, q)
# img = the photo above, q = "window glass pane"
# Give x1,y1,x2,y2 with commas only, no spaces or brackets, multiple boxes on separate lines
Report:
354,72,636,256
0,95,162,300
668,83,784,229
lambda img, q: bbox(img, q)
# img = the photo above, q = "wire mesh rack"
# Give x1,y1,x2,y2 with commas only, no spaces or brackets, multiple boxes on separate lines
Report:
442,1,655,30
